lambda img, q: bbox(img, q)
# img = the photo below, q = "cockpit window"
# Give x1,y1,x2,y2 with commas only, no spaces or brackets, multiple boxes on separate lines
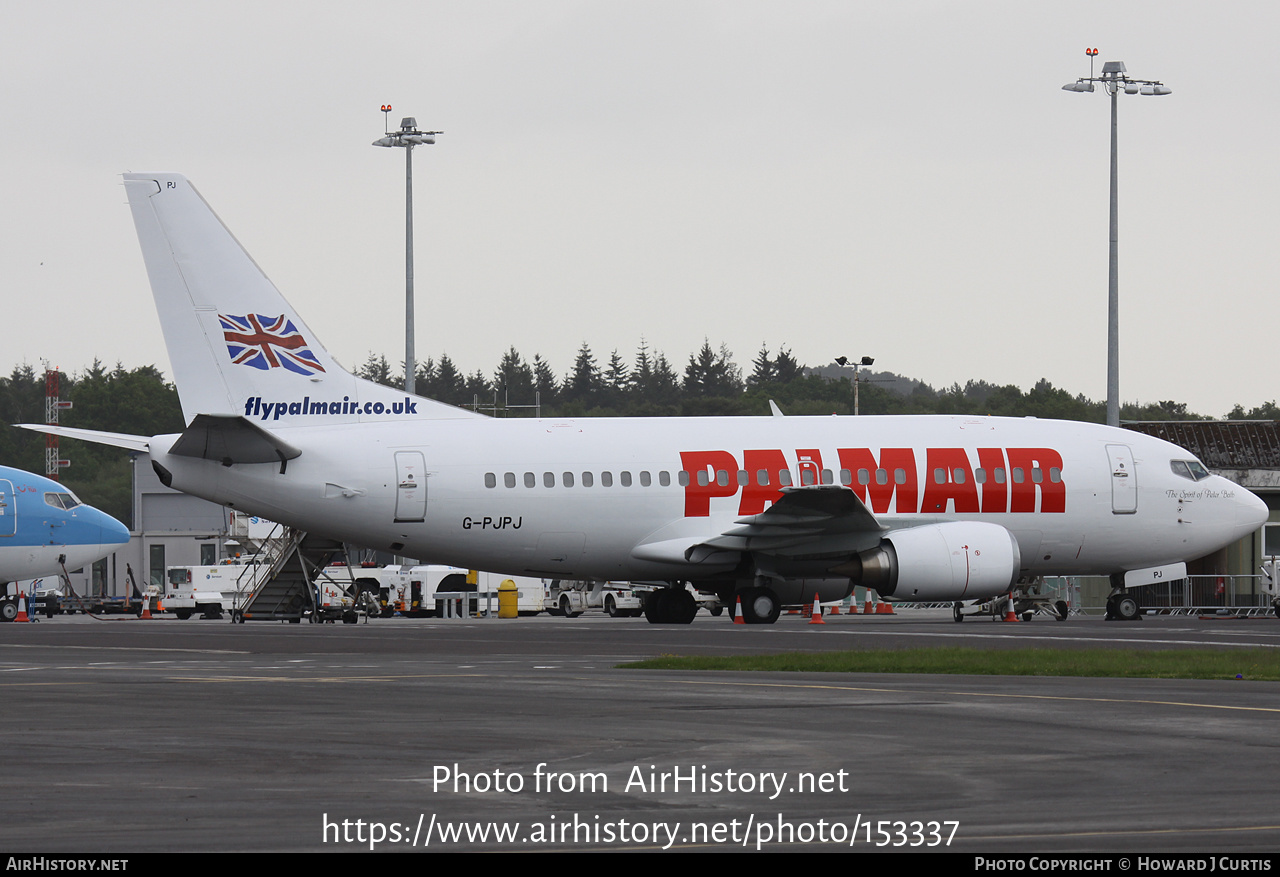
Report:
1170,460,1211,482
43,492,82,510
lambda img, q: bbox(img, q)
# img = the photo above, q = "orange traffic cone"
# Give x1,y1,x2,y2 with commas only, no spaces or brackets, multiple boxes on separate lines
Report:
828,602,841,615
733,595,745,624
876,601,895,614
140,594,153,620
14,592,30,623
1002,593,1019,622
864,594,874,615
808,593,825,625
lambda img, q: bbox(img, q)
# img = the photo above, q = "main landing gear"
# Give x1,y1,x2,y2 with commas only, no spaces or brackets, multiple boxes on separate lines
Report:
735,586,781,624
643,587,697,624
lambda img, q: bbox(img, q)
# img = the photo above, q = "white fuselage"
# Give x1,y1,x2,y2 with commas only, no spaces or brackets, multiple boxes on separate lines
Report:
148,413,1266,597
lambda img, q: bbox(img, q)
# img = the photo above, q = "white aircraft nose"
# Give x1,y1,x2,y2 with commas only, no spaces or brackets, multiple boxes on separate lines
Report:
1238,487,1270,535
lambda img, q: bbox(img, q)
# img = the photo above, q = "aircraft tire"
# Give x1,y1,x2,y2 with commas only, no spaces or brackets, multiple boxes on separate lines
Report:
953,602,964,623
1114,595,1140,622
1274,604,1280,619
1055,600,1069,621
740,587,780,625
643,591,665,624
669,588,697,625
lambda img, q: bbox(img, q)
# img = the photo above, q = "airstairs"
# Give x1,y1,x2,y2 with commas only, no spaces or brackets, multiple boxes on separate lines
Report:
230,527,361,623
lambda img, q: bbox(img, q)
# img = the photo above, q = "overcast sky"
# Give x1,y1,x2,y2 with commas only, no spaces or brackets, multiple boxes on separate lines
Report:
3,1,1275,417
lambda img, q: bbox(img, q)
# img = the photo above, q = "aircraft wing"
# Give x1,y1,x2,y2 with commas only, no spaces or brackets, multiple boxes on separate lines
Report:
631,485,886,566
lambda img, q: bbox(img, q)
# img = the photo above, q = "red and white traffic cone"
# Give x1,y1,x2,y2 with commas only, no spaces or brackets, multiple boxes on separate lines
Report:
1002,593,1019,622
808,593,825,625
14,592,30,623
733,595,745,625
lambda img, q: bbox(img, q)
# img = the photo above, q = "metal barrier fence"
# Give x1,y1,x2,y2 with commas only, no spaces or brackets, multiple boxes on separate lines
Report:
896,575,1276,618
1125,574,1273,615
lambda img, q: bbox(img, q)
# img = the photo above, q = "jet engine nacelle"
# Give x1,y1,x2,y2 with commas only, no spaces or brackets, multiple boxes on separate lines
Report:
842,521,1022,602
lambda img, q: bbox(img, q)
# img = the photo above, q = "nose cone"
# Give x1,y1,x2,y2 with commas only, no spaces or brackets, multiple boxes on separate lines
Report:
76,505,130,548
1237,486,1270,537
102,512,131,546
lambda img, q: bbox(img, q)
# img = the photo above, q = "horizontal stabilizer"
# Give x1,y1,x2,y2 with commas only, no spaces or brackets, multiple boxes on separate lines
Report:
17,425,151,453
169,414,301,465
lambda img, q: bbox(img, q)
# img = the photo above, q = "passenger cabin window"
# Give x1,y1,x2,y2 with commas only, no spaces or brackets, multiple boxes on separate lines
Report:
484,473,497,488
504,472,516,488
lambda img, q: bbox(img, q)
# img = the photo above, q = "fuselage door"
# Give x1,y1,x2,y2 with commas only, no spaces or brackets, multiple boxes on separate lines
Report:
394,451,427,523
1105,444,1137,515
0,480,14,537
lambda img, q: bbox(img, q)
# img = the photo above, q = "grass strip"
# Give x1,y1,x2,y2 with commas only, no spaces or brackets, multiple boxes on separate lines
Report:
620,647,1280,680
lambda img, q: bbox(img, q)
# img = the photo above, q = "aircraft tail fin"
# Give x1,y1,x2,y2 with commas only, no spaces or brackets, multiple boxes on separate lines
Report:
122,174,478,426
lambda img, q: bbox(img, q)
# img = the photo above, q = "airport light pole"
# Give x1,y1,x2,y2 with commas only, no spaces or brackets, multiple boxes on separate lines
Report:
373,107,440,396
835,356,874,416
1062,50,1170,427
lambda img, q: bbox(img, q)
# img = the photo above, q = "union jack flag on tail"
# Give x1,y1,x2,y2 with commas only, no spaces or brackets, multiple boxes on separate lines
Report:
220,314,326,376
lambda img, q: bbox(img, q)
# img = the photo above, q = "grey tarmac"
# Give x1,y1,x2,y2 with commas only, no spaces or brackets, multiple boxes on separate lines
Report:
1,610,1278,852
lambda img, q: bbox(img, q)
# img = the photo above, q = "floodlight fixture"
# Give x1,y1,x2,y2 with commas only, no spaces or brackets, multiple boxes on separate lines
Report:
1061,50,1171,427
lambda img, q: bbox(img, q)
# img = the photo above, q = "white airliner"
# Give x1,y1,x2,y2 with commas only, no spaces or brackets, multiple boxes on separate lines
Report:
22,174,1269,624
0,466,130,611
